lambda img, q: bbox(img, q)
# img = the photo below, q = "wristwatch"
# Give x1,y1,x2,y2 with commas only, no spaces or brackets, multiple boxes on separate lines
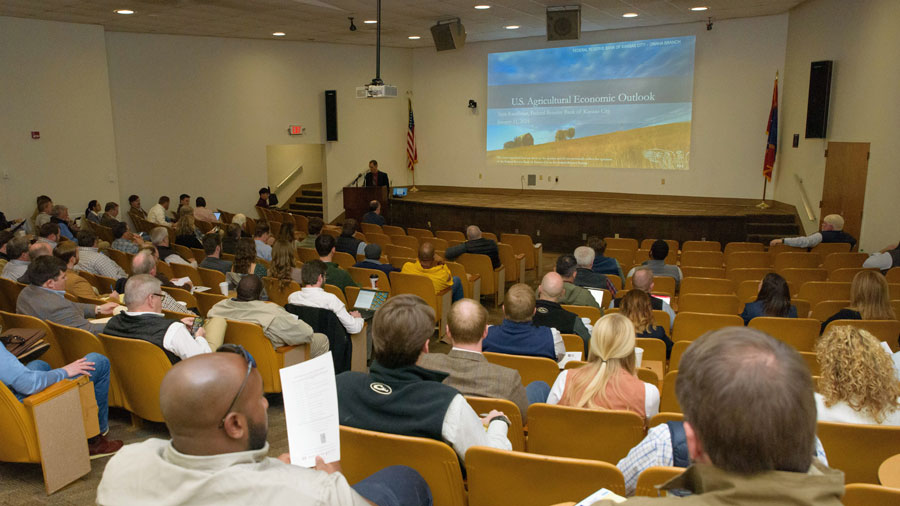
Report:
487,414,511,428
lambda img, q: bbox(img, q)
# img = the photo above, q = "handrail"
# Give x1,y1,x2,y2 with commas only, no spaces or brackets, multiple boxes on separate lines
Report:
793,174,816,222
275,164,303,191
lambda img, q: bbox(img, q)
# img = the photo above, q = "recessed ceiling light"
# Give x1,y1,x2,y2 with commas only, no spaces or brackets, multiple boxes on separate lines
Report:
505,25,519,30
273,32,286,37
408,35,421,40
363,20,377,24
474,4,491,9
691,6,708,11
623,12,638,18
114,9,134,15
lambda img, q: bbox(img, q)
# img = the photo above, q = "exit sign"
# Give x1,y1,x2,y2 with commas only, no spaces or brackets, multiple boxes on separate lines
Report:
288,125,303,135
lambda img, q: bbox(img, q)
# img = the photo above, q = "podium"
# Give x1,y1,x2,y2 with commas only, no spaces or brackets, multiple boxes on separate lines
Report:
343,186,389,223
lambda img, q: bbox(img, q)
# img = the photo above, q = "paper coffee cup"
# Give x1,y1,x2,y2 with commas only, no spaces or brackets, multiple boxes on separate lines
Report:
634,347,644,369
219,281,229,296
369,274,379,289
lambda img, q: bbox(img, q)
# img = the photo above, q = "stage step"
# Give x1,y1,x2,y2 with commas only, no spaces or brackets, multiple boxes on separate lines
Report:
288,184,323,218
744,213,801,244
745,222,800,235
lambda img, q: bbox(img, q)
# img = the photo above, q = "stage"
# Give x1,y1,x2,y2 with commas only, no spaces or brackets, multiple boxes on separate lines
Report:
388,186,801,251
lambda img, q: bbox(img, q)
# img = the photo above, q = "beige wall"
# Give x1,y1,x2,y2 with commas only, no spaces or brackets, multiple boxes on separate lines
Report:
411,15,789,199
776,0,900,252
0,17,119,221
266,144,325,205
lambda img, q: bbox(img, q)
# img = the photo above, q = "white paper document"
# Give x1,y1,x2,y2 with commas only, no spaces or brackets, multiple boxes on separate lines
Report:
575,488,626,505
558,351,583,369
279,352,340,467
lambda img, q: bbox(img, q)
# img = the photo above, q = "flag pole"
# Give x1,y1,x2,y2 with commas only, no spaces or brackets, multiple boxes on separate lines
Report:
407,93,419,192
756,179,769,209
757,70,778,209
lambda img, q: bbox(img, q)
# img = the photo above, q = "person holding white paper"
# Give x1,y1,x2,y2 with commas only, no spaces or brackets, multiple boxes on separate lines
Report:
97,347,432,506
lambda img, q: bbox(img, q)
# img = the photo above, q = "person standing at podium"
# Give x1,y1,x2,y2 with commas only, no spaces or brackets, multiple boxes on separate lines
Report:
363,160,389,187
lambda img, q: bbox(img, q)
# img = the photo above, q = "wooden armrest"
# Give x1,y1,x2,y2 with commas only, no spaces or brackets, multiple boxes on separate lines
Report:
437,286,452,296
22,379,78,407
467,273,481,282
494,265,506,274
514,253,526,260
275,345,300,354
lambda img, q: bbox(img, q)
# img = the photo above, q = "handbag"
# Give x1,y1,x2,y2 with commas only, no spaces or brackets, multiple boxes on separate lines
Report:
1,328,51,364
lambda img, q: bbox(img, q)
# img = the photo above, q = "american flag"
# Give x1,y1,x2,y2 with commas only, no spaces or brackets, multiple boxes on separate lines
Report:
407,98,417,172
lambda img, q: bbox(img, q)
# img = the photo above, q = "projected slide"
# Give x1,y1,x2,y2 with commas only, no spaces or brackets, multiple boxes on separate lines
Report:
487,36,695,170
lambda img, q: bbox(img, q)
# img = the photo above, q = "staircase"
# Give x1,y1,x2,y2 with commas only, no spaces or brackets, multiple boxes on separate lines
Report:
745,214,802,244
287,183,323,219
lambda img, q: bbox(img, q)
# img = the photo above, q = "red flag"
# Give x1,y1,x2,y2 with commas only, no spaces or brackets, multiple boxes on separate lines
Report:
407,98,417,172
763,75,778,182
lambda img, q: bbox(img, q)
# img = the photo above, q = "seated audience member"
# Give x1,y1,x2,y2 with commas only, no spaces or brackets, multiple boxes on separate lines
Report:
231,213,250,237
34,196,54,229
444,225,501,269
533,272,591,354
75,229,128,279
362,200,385,227
335,219,367,256
221,223,242,254
627,239,683,289
227,238,269,290
256,187,270,208
100,202,120,229
192,197,218,223
601,327,842,505
151,226,196,267
18,242,53,284
815,325,900,425
770,213,857,250
419,298,548,420
276,221,301,249
37,222,60,249
484,283,565,362
198,232,232,274
50,204,77,240
268,240,302,286
54,242,106,300
573,245,615,294
297,216,324,249
588,236,625,279
337,294,512,463
821,270,896,333
104,274,217,362
0,230,13,267
97,350,431,506
131,250,196,314
1,236,31,280
16,256,118,335
614,267,676,330
354,243,398,276
253,223,273,262
863,240,900,272
110,221,143,254
176,194,190,217
147,196,172,226
548,314,659,419
401,242,464,302
85,200,102,224
288,260,363,335
620,290,673,359
127,194,146,221
1,346,123,457
315,234,358,293
554,254,601,308
174,207,203,249
740,272,798,325
208,275,328,355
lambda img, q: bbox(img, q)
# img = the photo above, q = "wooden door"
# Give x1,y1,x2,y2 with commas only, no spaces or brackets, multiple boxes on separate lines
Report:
821,142,868,243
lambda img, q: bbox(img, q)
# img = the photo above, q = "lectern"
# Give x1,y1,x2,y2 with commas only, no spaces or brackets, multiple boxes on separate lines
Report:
343,186,389,223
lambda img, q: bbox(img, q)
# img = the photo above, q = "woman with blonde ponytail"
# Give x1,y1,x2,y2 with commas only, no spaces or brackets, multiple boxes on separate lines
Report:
547,313,659,419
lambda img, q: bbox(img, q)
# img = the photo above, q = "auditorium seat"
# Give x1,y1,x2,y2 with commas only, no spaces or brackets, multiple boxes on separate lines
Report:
162,286,198,310
330,251,355,270
736,279,761,302
817,421,900,484
793,298,811,319
351,231,365,242
526,404,645,464
843,484,900,506
500,233,543,280
636,338,667,367
261,277,300,306
680,251,724,269
457,253,504,307
384,243,416,260
798,351,821,376
811,242,852,256
822,252,868,271
823,320,900,352
390,256,415,270
292,214,309,234
348,266,391,292
85,273,117,296
796,281,851,309
481,231,499,242
319,227,339,239
725,251,770,270
774,252,822,271
446,261,480,300
635,466,684,497
496,242,525,284
198,267,226,288
359,223,382,235
155,259,174,279
637,367,660,389
172,244,194,264
887,268,900,283
626,275,675,297
681,266,726,279
482,352,559,387
561,304,603,324
778,268,828,296
99,333,172,423
424,236,448,251
560,333,583,354
723,241,765,256
725,267,773,284
105,248,132,274
829,267,878,282
171,262,203,286
406,227,433,239
748,317,820,352
605,237,639,252
364,232,392,249
679,277,735,296
678,294,741,315
323,284,348,304
435,230,465,242
681,240,721,252
667,342,690,372
658,371,681,413
605,249,635,273
47,322,128,409
606,273,623,289
466,446,626,506
649,412,683,427
194,291,227,317
0,311,66,369
222,320,310,393
389,272,450,337
464,397,525,451
810,300,851,322
671,312,743,342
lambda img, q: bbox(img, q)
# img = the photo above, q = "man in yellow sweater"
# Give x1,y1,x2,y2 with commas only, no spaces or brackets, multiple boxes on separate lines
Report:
401,242,464,302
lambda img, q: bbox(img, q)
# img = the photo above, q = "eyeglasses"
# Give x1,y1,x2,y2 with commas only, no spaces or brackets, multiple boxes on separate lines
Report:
150,292,164,298
216,344,257,428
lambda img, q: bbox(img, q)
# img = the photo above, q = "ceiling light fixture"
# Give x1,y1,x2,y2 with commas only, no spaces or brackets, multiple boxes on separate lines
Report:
623,13,638,18
273,32,286,37
505,25,519,29
364,20,377,24
408,35,421,40
114,9,134,15
474,4,491,9
691,7,709,12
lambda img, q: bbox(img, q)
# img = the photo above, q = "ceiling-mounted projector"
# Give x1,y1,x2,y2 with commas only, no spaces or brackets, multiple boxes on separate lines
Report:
356,83,398,99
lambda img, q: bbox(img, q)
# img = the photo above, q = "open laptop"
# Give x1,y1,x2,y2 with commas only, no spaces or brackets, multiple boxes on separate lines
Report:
352,288,389,320
392,187,408,198
213,211,221,221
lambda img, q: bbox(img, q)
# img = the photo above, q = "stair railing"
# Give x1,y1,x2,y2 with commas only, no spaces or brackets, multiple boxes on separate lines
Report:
275,164,303,191
793,174,816,222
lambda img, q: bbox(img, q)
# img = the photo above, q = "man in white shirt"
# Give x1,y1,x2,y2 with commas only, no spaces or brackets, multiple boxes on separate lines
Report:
147,196,172,227
288,260,364,335
103,274,214,363
1,236,31,281
75,229,128,280
253,222,273,262
97,350,432,506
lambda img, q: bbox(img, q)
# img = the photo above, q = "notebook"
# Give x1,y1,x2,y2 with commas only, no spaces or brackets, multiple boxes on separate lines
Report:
352,289,389,319
587,288,606,307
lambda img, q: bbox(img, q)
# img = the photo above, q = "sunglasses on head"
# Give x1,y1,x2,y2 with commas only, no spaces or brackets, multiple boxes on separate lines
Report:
216,344,257,428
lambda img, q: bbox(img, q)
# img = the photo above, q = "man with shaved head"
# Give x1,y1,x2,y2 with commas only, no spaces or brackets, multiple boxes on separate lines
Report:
534,272,591,354
401,241,463,302
444,224,500,269
99,350,432,505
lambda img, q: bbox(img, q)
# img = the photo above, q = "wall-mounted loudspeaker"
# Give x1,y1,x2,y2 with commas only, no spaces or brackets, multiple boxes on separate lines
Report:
430,19,466,51
547,6,581,41
325,90,338,142
805,60,832,139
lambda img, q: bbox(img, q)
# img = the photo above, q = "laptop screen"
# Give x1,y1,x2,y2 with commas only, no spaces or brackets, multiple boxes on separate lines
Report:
652,294,671,306
213,211,221,221
354,289,389,310
392,187,408,197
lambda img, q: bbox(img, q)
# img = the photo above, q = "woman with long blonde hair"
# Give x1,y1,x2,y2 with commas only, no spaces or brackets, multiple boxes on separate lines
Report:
547,313,659,418
268,240,302,288
173,206,202,249
816,325,900,425
821,270,896,332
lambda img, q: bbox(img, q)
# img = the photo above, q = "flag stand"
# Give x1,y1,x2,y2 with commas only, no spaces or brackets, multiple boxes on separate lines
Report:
756,179,770,209
410,171,419,192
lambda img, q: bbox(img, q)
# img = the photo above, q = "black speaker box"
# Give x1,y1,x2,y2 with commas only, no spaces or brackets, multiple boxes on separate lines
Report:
325,90,337,142
547,7,581,41
805,60,832,139
430,20,466,51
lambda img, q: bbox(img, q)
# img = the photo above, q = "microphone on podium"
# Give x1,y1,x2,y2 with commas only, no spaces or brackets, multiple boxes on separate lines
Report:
350,172,363,187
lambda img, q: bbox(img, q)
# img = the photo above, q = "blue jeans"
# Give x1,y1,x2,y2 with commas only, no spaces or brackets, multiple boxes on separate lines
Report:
526,380,551,404
24,353,110,433
352,465,432,506
450,276,464,302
